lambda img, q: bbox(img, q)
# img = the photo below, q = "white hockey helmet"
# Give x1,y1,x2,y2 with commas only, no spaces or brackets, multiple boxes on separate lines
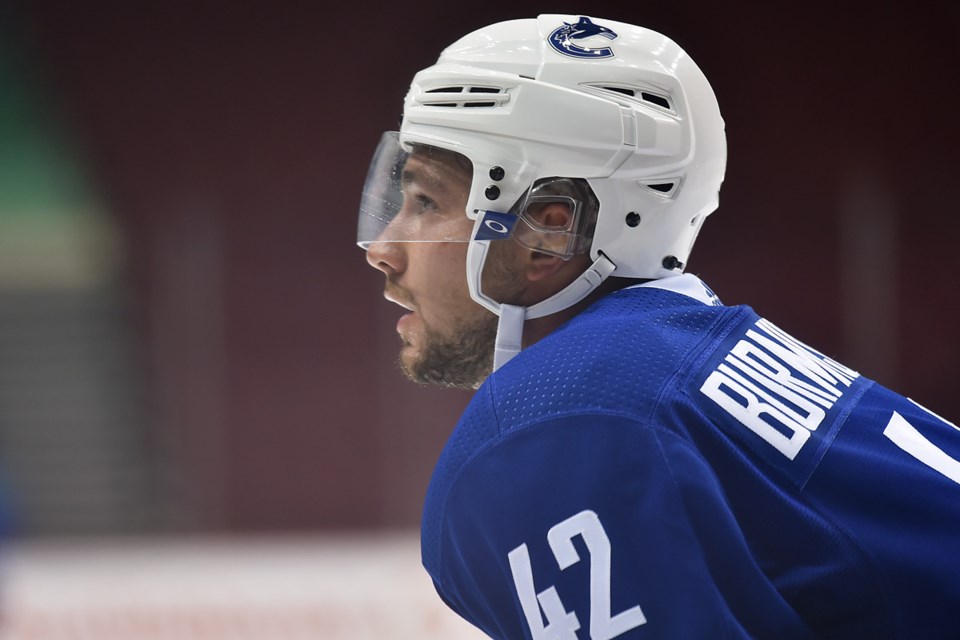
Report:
359,15,726,369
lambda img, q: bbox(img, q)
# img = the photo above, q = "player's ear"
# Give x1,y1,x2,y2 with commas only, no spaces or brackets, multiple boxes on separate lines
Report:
523,201,574,282
527,200,571,230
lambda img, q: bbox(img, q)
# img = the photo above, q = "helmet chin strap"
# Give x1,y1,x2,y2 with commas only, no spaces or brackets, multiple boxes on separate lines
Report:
466,239,617,371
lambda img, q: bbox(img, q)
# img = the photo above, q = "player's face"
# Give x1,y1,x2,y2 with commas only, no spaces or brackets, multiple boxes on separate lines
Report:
365,152,517,389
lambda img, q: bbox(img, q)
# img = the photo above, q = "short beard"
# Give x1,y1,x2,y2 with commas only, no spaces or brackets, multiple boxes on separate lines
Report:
398,312,498,390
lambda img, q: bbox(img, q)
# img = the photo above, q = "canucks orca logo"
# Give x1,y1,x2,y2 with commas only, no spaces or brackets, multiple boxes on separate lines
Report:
548,17,618,59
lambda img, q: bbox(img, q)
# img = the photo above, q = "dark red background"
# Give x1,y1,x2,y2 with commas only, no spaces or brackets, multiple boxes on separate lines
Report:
17,1,960,530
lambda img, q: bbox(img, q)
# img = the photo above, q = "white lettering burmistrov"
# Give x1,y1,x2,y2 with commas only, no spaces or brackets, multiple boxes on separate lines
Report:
700,319,859,460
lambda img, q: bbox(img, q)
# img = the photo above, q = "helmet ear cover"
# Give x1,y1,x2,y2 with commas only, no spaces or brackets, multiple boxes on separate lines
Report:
509,177,599,260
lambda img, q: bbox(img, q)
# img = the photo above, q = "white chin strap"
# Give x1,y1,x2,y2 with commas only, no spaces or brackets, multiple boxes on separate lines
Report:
467,239,617,371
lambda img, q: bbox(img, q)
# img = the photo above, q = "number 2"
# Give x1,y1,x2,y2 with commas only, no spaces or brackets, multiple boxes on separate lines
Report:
508,510,646,640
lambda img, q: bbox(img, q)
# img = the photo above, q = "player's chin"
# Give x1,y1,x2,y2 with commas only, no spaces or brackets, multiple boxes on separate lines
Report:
397,345,428,385
398,340,422,368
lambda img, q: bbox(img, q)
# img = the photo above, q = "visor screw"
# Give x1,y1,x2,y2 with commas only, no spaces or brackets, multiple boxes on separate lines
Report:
489,166,505,181
625,211,641,227
662,255,684,270
485,185,501,201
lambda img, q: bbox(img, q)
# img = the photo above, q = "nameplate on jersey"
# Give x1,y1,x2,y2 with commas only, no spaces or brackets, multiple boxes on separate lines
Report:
696,318,860,484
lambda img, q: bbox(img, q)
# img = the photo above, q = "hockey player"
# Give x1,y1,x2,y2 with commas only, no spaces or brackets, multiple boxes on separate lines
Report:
358,15,960,639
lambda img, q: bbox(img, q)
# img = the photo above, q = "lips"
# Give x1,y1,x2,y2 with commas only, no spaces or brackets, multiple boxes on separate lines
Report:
383,285,418,338
386,294,414,311
384,284,415,312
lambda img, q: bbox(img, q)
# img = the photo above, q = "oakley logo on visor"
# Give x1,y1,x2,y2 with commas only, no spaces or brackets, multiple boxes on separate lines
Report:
474,211,518,241
548,17,618,59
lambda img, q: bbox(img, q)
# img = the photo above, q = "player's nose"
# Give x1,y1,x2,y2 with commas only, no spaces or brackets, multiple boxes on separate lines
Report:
365,240,405,277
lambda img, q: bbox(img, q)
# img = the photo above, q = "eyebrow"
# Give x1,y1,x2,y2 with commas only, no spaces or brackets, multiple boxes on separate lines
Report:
401,163,450,195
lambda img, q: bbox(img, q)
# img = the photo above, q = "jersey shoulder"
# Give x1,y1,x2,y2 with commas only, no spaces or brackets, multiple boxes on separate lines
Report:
493,275,748,427
422,275,746,576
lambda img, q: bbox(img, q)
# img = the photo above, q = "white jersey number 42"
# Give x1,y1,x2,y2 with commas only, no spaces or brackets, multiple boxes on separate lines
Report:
508,509,646,640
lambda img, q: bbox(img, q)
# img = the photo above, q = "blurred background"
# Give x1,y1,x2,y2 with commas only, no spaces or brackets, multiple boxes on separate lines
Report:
0,0,957,638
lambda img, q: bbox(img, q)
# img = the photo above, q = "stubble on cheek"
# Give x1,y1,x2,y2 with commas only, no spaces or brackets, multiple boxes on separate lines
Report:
393,239,523,390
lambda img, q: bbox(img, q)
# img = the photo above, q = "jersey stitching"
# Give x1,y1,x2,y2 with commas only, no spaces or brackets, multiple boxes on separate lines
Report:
437,410,725,635
797,377,873,491
487,373,506,436
434,383,500,595
676,387,900,636
648,427,742,638
646,306,749,425
434,408,643,585
434,406,712,583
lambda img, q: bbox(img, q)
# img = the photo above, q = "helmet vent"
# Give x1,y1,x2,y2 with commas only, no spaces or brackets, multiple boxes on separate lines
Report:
418,85,509,108
647,183,674,193
639,178,682,198
605,86,635,97
641,92,671,110
581,83,676,114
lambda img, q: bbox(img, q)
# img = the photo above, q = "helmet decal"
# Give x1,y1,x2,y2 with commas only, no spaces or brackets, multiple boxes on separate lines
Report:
548,17,618,59
473,210,518,241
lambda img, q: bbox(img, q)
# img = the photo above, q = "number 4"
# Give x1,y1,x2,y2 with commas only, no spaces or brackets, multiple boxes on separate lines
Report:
508,510,646,640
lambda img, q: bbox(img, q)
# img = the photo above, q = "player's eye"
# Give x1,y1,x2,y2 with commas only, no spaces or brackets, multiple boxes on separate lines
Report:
414,193,439,213
401,186,440,215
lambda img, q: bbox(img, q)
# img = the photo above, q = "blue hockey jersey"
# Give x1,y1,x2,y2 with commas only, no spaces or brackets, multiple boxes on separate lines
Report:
421,274,960,639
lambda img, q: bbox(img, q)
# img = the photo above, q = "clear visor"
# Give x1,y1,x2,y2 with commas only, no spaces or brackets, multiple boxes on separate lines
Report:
357,132,476,246
357,132,590,260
